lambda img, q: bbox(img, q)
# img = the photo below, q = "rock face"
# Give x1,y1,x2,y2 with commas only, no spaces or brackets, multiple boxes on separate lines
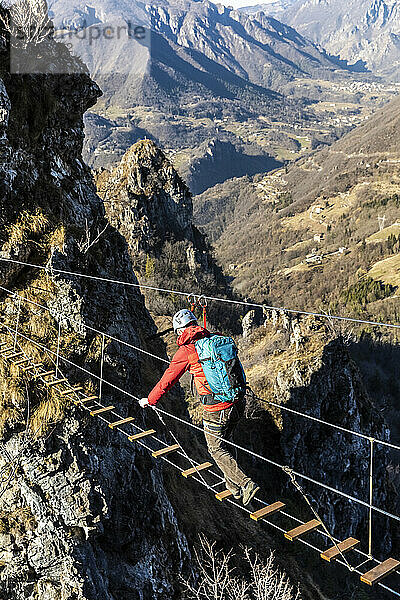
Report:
282,0,400,80
0,27,190,600
95,140,229,322
96,141,194,255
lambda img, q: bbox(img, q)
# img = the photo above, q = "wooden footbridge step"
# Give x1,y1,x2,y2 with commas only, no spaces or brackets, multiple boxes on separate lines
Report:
285,519,321,541
250,501,285,522
6,352,23,360
61,386,84,397
321,538,359,562
215,489,233,501
90,406,115,416
129,429,156,442
152,444,180,458
73,395,98,405
109,417,134,429
0,347,14,354
13,358,30,366
360,558,400,586
45,378,68,387
33,370,55,379
182,462,212,478
23,364,43,372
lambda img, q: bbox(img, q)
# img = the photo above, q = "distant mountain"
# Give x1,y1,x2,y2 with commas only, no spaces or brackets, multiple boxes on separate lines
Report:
146,1,355,89
239,0,297,18
50,0,384,193
280,0,400,80
50,0,354,95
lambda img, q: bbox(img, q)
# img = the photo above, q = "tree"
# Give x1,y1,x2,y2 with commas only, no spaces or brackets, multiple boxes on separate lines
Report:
182,535,301,600
0,0,51,47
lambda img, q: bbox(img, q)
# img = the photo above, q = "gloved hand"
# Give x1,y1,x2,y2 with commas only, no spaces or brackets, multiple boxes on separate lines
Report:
139,397,150,408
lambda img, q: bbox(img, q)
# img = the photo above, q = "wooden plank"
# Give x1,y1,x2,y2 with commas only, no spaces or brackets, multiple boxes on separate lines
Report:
6,352,23,359
90,406,115,416
13,358,30,366
33,370,55,379
182,462,213,478
72,395,98,405
215,489,233,502
360,558,400,586
321,538,360,563
45,378,68,387
23,364,43,372
152,444,180,458
285,519,321,541
128,429,156,441
250,501,286,522
60,386,83,396
108,417,135,429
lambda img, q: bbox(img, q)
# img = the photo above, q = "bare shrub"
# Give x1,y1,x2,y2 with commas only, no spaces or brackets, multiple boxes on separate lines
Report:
77,219,109,254
182,535,301,600
0,0,52,47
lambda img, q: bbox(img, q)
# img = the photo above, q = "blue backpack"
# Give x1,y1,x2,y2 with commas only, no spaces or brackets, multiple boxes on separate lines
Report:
195,335,247,404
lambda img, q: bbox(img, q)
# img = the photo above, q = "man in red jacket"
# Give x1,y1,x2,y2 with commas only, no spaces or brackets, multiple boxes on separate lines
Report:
139,309,259,506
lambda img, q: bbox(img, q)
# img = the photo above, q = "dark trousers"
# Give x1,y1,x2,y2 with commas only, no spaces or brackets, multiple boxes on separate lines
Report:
202,397,251,491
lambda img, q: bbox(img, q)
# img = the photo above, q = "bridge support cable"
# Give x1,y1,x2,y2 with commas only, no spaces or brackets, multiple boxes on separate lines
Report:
2,315,400,542
2,284,400,458
1,256,400,331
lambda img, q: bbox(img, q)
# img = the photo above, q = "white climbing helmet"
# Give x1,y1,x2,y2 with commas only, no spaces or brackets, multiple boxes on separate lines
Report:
173,309,197,333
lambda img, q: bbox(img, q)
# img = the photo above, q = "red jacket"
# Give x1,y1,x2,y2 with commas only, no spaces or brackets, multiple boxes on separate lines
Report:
148,325,237,412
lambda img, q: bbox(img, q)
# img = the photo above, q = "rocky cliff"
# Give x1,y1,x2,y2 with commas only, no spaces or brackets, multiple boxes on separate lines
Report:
239,313,394,556
95,139,230,323
0,24,191,600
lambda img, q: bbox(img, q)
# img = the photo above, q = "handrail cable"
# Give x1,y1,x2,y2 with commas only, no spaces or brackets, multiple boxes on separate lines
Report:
1,256,400,330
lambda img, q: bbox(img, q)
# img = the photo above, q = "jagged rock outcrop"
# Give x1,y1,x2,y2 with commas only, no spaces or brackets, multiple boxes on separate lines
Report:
0,24,190,600
96,140,194,255
95,140,229,322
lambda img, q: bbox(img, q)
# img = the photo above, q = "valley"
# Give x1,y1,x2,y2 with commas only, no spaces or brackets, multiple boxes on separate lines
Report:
50,0,400,196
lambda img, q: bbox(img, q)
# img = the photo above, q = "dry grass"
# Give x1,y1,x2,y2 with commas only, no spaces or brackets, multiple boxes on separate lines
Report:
366,222,400,243
3,209,49,253
0,507,36,536
0,274,87,438
241,319,330,430
47,224,66,253
368,253,400,286
29,387,69,438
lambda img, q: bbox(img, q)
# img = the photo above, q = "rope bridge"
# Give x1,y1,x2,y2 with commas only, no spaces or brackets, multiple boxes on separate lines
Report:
0,258,399,593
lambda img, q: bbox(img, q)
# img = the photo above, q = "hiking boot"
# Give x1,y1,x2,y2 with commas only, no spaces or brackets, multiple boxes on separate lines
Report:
242,481,260,506
225,481,242,500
